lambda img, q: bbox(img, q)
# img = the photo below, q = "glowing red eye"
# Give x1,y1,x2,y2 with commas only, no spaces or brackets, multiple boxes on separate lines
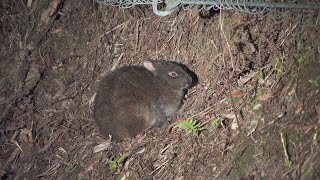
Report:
169,71,177,77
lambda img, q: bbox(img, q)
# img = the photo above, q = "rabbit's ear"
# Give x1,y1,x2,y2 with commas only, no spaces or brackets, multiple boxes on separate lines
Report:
143,61,156,72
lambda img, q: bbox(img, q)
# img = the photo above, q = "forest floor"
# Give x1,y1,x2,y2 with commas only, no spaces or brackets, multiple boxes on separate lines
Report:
1,0,320,179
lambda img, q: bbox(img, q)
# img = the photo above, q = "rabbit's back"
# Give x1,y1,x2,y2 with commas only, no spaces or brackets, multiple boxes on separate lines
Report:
93,61,195,141
95,66,166,110
93,66,168,140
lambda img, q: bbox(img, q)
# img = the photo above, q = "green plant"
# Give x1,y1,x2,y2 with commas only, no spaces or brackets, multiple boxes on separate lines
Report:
272,53,287,78
309,74,320,88
280,131,292,168
174,119,204,135
65,162,76,170
258,68,265,80
211,118,221,128
297,44,313,64
108,154,127,172
249,91,263,108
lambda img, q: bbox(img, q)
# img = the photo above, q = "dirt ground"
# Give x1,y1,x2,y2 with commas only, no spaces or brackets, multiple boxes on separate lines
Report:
1,0,320,179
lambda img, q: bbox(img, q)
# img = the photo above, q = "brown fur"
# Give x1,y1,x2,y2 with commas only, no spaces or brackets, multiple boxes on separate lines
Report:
93,60,197,141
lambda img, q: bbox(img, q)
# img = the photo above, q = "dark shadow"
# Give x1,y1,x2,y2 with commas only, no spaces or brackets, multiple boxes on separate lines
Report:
199,8,220,19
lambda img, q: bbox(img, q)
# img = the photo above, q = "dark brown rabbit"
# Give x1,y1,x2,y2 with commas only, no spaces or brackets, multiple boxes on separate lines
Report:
93,60,197,141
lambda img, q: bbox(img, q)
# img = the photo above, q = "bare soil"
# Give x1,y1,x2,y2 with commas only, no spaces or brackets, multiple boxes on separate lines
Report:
1,0,319,179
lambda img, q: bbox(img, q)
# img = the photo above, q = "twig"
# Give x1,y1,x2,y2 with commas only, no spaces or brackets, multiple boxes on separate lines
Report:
149,160,169,176
280,131,292,168
134,20,140,53
279,21,299,47
111,53,124,71
103,21,130,35
219,11,242,133
0,148,21,172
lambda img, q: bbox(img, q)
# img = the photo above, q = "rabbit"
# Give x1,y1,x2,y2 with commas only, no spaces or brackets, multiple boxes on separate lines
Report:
93,60,197,141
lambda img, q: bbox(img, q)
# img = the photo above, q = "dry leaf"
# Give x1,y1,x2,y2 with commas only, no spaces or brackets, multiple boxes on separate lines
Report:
295,101,304,115
258,92,272,101
238,71,257,86
93,142,111,153
230,91,247,98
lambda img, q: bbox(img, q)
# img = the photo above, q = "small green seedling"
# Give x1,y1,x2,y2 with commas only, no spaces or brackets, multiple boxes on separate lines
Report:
280,131,292,168
65,162,76,170
250,92,260,108
108,154,127,172
309,74,320,88
258,68,265,80
174,119,204,135
211,118,221,128
272,55,286,78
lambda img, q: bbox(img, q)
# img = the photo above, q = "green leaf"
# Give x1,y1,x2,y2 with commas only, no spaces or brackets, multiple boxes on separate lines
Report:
108,161,117,172
211,118,221,128
258,68,265,80
174,119,204,135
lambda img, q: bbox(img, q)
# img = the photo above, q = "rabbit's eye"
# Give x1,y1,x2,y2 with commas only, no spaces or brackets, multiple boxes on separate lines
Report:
168,71,178,77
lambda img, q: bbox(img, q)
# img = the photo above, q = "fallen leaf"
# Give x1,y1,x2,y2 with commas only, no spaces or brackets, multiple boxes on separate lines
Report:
221,112,236,119
93,142,111,153
295,101,304,114
258,92,272,101
230,91,247,98
238,71,257,86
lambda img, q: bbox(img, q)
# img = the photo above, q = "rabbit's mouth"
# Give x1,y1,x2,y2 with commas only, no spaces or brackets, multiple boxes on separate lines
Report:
184,83,191,89
187,77,197,88
183,81,193,90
